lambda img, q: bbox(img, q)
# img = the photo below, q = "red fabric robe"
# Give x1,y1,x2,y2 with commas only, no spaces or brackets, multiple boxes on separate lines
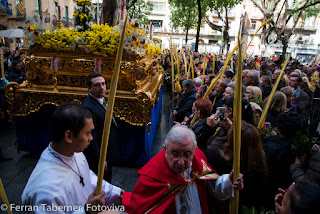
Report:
122,148,218,214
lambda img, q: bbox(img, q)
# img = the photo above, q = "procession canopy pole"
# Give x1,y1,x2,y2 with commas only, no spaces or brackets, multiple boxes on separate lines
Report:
96,14,129,195
230,34,243,214
170,33,175,110
191,53,194,80
212,53,215,74
0,179,13,214
257,54,291,129
201,55,207,86
183,53,188,79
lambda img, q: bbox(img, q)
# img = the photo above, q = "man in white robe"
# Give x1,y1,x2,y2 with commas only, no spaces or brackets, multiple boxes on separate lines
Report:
21,102,122,214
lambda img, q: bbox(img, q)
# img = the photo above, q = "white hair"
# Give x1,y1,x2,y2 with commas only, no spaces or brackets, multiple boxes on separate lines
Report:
164,125,197,148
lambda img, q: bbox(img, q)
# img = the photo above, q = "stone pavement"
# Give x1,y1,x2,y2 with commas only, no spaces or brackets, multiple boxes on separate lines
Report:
0,91,171,213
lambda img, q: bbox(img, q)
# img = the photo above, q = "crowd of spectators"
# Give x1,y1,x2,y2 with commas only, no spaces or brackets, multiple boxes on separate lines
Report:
0,47,26,160
164,50,320,213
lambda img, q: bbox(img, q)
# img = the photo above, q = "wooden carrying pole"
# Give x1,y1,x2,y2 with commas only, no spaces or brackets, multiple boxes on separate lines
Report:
257,54,290,129
96,14,129,195
1,50,4,79
170,33,175,109
0,179,13,214
230,35,243,214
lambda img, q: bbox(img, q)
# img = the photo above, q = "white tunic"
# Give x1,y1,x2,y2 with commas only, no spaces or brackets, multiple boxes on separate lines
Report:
21,145,121,214
175,164,233,214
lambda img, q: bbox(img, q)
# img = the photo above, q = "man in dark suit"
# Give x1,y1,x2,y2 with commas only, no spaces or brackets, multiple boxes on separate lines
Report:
289,74,310,119
82,72,119,182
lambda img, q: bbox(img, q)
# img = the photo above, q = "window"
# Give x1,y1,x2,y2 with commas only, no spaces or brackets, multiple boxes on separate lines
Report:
251,21,256,30
54,2,58,18
36,0,41,14
152,2,165,11
151,20,162,28
65,6,68,23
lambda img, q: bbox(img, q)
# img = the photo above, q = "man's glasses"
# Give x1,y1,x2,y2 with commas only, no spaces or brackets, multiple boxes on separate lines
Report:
166,150,194,161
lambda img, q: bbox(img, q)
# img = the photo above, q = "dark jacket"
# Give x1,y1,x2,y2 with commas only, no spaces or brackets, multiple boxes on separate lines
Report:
191,117,215,150
82,95,120,182
262,86,272,99
293,88,309,115
263,135,294,208
303,87,313,108
290,150,320,185
174,88,197,122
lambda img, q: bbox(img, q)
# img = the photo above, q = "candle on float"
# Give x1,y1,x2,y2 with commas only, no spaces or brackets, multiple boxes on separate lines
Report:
150,24,153,40
1,49,4,78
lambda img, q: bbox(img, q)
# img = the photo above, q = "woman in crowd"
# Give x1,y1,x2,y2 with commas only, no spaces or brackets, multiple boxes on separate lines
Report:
280,86,296,112
244,86,262,103
204,98,254,174
260,75,272,99
224,122,268,212
190,98,215,150
265,91,287,126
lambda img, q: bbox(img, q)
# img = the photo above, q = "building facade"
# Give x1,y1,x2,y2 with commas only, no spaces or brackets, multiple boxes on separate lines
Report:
148,0,320,61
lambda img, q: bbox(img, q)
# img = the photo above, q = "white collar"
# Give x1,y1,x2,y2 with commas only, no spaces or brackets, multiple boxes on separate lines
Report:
89,93,104,106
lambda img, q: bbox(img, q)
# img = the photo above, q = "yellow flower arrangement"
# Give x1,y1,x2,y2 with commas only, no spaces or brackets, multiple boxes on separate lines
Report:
30,25,37,31
76,0,91,6
129,23,136,30
136,29,143,36
143,43,148,49
114,31,120,37
134,40,140,47
81,24,119,56
125,29,132,36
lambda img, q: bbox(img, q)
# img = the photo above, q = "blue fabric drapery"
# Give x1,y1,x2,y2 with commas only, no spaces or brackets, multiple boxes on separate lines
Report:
15,88,163,165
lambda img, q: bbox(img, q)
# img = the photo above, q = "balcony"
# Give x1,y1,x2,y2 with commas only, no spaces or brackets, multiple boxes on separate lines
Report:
52,16,74,28
62,18,74,27
7,6,25,21
32,11,51,23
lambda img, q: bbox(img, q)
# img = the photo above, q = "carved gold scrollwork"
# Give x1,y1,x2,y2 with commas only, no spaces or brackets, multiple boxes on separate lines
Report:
8,51,163,127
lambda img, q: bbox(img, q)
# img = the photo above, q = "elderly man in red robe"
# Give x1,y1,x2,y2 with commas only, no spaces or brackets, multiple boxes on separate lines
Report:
122,125,243,214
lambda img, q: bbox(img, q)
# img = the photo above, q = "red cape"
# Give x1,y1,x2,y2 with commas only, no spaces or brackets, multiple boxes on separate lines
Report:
123,148,217,214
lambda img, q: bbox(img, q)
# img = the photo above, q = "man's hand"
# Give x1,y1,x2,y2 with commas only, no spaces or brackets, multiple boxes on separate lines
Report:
229,169,244,190
86,190,105,214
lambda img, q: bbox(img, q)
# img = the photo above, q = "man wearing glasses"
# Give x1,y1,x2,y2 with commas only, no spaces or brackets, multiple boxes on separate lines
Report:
122,125,243,214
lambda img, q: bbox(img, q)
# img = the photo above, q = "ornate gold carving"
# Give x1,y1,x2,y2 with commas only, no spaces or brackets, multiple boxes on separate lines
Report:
6,51,163,127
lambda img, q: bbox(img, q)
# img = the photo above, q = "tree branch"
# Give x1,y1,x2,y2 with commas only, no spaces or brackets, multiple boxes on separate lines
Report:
205,17,223,31
275,0,287,24
289,0,310,37
273,0,284,12
127,0,138,10
250,0,269,17
286,0,320,24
